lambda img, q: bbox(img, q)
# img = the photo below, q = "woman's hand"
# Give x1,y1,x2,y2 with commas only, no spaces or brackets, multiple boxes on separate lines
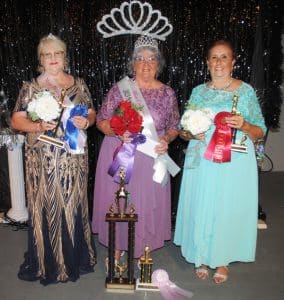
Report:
117,131,133,143
40,121,57,131
72,116,89,129
225,115,244,129
155,138,168,155
179,130,205,141
194,132,206,140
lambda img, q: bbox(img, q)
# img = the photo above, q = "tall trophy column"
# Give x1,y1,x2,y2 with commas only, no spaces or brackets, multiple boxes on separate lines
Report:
105,168,138,291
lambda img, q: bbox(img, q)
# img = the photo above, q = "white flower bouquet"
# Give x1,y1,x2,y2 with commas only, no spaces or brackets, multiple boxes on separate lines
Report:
27,91,61,122
180,108,214,135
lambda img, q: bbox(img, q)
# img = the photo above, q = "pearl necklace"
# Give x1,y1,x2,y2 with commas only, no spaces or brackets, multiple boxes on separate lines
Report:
209,78,233,91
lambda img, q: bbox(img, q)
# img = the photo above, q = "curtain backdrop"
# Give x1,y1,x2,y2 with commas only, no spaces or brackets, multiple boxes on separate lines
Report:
0,0,282,215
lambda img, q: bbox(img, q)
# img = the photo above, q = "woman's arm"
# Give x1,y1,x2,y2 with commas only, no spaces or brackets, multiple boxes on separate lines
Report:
161,128,179,143
226,115,264,142
97,119,115,136
11,111,40,132
11,111,56,132
240,121,264,141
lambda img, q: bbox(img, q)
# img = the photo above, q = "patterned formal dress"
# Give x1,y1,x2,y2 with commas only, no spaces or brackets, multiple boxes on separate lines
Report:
14,78,96,285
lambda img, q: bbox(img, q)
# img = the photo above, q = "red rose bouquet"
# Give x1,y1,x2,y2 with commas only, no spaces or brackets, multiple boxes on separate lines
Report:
108,100,146,183
110,100,143,135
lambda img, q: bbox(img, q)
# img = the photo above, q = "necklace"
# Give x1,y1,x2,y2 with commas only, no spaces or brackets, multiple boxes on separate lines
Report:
209,78,233,91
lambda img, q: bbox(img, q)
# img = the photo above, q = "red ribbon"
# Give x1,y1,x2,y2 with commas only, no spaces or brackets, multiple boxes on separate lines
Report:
204,111,232,163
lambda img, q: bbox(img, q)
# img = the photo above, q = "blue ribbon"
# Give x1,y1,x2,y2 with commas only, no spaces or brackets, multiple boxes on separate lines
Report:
108,133,146,183
64,104,88,150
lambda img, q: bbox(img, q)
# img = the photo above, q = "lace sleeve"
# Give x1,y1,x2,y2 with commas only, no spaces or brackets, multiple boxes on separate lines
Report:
245,86,267,134
96,84,122,123
165,86,180,130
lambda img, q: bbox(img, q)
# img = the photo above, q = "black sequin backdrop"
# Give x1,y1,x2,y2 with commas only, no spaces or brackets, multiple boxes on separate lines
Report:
0,0,282,214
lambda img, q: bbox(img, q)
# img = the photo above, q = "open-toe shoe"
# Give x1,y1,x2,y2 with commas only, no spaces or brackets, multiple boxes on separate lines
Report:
213,266,228,284
195,265,209,280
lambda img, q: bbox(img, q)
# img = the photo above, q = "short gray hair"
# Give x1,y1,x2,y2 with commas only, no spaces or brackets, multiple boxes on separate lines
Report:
128,46,165,77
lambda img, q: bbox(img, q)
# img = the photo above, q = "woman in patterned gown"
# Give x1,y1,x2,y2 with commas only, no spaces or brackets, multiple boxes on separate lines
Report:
11,34,96,285
92,36,180,262
174,40,266,283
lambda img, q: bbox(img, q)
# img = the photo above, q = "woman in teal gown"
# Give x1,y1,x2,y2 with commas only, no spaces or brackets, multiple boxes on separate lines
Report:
174,40,266,283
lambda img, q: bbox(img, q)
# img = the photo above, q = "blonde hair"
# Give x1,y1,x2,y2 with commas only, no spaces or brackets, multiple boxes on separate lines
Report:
37,33,69,73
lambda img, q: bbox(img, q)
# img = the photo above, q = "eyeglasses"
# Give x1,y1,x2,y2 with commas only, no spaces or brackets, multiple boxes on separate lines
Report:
40,51,64,60
135,56,157,64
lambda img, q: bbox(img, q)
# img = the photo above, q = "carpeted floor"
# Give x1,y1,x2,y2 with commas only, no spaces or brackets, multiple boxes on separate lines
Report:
0,171,283,300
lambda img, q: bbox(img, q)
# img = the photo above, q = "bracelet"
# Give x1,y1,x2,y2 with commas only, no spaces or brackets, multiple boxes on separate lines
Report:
83,119,90,129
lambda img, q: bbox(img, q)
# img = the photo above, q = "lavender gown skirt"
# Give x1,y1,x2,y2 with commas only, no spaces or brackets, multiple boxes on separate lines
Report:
92,136,171,258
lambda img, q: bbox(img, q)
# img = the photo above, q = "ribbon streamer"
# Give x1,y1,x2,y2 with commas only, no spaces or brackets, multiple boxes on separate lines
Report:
108,133,146,183
204,111,232,163
152,269,193,299
64,104,88,151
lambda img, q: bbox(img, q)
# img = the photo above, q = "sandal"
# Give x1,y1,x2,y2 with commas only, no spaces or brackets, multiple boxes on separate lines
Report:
213,266,229,284
195,265,209,280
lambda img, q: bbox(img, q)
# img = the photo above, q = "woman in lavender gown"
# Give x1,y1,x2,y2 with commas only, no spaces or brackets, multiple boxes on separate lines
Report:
92,36,180,262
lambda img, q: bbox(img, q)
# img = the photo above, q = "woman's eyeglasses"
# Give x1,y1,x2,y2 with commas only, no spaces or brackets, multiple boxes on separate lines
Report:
135,56,157,64
41,51,64,60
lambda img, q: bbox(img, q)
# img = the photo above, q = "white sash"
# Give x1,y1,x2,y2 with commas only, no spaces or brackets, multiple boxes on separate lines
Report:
117,76,180,186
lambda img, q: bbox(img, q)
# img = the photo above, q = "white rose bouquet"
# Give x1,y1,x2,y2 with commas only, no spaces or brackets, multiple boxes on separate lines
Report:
180,107,214,135
27,91,61,122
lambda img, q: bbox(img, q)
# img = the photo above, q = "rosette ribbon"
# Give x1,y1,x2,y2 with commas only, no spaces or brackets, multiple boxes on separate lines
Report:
108,133,146,183
204,111,232,163
152,269,193,299
64,104,88,152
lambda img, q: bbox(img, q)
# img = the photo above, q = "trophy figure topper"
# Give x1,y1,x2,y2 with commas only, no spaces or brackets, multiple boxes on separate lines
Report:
37,89,66,148
115,168,129,217
231,95,248,153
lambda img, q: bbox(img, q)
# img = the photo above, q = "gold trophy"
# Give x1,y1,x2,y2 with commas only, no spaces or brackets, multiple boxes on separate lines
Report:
105,167,137,291
37,89,66,148
231,95,248,153
136,246,159,291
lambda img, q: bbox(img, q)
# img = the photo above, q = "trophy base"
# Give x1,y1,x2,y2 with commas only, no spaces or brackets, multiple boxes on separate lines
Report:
231,144,248,153
135,279,159,291
105,277,136,291
38,134,65,148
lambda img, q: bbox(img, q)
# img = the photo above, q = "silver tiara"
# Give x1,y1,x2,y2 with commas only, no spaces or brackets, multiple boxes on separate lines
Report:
96,1,173,41
45,33,58,40
134,35,158,50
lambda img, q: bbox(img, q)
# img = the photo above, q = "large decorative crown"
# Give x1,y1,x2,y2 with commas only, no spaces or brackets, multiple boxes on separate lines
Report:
134,35,158,50
96,1,173,41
